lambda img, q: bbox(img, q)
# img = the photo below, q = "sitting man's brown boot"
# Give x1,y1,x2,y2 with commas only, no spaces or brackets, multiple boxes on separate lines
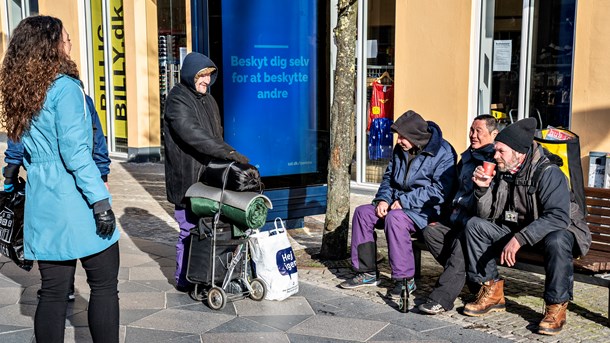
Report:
463,279,506,317
538,301,568,335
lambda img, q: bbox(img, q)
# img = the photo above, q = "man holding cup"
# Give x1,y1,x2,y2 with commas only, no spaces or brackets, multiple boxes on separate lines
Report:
481,160,496,177
463,117,591,335
417,115,498,314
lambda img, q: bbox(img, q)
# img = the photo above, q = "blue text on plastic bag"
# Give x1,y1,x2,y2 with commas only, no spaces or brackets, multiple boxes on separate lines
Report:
276,247,298,278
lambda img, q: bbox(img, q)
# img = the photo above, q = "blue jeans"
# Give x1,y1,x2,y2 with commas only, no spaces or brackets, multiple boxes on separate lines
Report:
35,242,119,343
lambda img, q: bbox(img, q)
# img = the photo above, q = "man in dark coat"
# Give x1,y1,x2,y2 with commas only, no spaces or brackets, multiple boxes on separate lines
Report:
464,117,591,335
339,110,457,300
163,52,249,291
418,115,498,314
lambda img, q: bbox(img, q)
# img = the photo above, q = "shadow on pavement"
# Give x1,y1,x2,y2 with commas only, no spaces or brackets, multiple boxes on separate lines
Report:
118,207,176,285
119,162,173,218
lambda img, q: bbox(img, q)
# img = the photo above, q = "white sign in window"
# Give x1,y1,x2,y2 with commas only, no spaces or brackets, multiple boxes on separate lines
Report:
493,40,512,72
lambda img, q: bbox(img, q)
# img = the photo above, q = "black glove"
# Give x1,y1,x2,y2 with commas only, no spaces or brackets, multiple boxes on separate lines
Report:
95,209,116,238
227,150,250,164
93,199,115,238
3,164,20,193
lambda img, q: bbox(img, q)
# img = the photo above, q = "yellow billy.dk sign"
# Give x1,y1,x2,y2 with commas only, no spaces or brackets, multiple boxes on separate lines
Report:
91,0,127,139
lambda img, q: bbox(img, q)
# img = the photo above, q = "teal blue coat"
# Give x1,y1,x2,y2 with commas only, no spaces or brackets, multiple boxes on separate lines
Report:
22,75,119,260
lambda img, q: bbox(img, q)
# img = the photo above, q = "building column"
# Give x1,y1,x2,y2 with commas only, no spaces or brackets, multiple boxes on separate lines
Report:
124,0,161,162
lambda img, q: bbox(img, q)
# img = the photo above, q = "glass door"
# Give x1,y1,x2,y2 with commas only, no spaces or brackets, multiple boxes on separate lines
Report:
354,0,396,185
477,0,576,129
527,0,576,128
478,0,525,129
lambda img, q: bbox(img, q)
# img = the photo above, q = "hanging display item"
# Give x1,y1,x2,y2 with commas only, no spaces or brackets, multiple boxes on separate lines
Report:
367,72,394,160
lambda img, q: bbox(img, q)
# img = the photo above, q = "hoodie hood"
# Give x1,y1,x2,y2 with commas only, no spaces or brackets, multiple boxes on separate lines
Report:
391,110,432,149
179,52,218,92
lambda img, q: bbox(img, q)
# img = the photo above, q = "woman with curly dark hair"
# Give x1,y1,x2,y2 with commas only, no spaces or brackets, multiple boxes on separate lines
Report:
0,16,119,342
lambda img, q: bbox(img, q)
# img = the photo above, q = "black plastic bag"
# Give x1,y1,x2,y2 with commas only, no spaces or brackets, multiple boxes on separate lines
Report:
200,160,263,192
0,190,33,271
186,217,245,285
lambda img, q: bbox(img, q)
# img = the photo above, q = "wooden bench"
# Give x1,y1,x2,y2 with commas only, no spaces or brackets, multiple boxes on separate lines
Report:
413,186,610,323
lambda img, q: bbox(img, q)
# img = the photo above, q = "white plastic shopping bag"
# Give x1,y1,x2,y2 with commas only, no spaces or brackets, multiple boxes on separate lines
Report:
249,217,298,300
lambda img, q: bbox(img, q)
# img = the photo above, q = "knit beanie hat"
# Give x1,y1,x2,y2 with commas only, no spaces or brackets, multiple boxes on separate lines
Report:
495,117,537,153
391,110,431,148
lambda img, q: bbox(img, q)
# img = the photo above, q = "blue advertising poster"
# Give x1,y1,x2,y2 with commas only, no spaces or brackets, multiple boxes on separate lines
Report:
221,0,318,177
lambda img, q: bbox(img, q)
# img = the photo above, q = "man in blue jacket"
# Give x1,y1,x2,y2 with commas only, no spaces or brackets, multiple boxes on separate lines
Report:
417,115,498,314
339,110,457,299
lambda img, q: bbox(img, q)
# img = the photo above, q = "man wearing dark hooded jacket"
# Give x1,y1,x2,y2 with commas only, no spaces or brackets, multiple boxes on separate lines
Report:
164,52,249,291
340,110,457,300
463,117,591,335
417,115,498,314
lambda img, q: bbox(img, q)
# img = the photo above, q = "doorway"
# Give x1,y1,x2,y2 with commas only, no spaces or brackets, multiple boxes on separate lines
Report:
476,0,576,130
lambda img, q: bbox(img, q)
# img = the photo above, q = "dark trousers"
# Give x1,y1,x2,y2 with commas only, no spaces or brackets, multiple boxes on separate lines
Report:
465,217,575,304
35,242,120,343
421,222,466,310
174,206,197,287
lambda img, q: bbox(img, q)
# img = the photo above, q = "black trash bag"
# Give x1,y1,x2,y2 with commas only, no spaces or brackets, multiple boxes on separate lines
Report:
0,189,33,271
200,160,263,192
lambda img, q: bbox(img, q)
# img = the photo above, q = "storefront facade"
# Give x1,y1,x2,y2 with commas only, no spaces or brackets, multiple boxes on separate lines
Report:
0,0,161,161
1,0,609,184
387,0,610,183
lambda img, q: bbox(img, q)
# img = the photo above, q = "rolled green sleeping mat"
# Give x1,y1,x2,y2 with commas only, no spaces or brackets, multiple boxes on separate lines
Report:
185,183,273,229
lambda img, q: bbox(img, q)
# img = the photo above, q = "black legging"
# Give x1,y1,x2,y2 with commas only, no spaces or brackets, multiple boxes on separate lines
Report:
35,241,120,343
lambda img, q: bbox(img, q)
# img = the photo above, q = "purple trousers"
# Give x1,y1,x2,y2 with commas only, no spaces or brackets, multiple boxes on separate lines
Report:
351,204,417,279
174,207,197,287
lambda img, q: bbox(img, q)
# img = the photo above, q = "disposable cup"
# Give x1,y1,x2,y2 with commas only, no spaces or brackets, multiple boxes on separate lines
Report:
482,161,496,176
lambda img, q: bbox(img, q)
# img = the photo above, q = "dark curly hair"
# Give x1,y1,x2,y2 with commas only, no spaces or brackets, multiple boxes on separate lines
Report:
0,15,79,141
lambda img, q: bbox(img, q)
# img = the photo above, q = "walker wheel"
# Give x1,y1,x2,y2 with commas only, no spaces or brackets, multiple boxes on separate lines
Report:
207,286,226,310
249,278,266,301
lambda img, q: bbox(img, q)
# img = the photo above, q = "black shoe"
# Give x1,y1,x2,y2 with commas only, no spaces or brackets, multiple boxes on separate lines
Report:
418,299,446,315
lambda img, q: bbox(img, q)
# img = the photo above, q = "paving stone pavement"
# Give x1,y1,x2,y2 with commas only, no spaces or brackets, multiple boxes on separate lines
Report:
0,149,608,342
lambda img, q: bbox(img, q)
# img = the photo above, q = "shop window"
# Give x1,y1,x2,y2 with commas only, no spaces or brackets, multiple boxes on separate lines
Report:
5,0,38,34
157,0,187,122
355,0,396,184
477,0,575,130
527,0,576,128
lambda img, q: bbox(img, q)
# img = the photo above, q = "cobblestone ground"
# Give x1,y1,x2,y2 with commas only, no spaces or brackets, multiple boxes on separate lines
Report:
292,207,610,343
118,162,610,342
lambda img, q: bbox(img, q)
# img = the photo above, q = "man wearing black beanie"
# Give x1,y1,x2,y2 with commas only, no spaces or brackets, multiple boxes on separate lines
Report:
340,110,457,309
463,118,591,336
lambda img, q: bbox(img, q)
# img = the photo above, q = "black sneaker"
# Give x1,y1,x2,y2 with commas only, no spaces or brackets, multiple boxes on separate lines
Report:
388,278,416,299
418,299,446,315
339,273,378,289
